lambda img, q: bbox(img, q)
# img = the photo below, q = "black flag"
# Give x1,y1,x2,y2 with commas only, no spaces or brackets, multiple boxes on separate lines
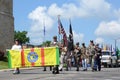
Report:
67,20,74,51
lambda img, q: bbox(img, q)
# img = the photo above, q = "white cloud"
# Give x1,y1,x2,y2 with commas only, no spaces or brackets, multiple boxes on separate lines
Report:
95,37,104,44
73,31,84,43
114,8,120,20
28,0,112,44
47,0,111,19
79,0,111,18
48,3,80,18
28,6,54,32
28,6,54,44
95,21,120,38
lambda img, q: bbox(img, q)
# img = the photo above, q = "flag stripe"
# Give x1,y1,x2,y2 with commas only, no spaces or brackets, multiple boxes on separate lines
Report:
58,18,67,46
31,48,35,66
58,17,61,34
41,48,45,66
56,47,59,65
21,49,25,67
7,51,12,68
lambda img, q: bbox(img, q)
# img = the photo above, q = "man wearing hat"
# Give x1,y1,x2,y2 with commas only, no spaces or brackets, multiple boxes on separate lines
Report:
74,42,81,71
81,43,88,71
88,40,96,71
95,44,102,71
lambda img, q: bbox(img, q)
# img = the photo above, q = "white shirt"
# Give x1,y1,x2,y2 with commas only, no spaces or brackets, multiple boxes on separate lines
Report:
11,44,22,50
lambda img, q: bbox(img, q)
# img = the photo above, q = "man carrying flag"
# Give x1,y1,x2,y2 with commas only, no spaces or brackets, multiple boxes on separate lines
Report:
57,16,68,72
66,19,74,71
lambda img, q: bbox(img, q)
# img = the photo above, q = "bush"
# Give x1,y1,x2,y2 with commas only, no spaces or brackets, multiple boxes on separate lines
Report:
0,50,4,60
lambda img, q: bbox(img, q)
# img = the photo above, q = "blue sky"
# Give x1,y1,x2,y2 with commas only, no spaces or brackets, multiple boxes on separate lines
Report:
13,0,120,47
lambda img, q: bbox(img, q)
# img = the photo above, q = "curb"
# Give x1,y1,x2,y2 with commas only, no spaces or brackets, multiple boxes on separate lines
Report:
0,67,42,72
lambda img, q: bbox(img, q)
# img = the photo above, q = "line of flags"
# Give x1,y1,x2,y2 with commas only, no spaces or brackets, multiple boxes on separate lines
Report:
43,17,120,58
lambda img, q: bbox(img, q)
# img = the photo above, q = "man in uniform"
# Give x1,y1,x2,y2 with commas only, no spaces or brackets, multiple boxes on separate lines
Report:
59,43,67,71
95,44,102,71
66,34,74,71
74,42,81,71
88,40,96,71
81,43,88,71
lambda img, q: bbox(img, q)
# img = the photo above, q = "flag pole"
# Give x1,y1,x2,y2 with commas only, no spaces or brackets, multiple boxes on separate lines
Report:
58,15,61,43
43,18,46,46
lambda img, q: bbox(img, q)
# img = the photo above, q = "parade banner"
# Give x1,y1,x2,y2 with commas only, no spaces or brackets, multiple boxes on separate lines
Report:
7,47,59,68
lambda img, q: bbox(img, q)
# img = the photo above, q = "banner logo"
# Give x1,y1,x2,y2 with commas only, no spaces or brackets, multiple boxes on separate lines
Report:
27,52,38,62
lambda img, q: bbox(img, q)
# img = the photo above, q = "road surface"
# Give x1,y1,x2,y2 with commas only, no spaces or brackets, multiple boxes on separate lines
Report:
0,67,120,80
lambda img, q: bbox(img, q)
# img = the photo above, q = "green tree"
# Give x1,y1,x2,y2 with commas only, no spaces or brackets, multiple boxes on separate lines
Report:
14,31,30,44
42,41,51,47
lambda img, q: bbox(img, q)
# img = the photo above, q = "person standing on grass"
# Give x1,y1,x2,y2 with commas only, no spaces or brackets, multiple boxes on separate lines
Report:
11,39,22,74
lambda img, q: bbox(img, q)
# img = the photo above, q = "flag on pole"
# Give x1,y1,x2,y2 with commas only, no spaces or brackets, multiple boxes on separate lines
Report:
58,17,63,34
68,19,74,51
69,19,74,42
7,47,59,68
43,25,45,36
58,17,67,46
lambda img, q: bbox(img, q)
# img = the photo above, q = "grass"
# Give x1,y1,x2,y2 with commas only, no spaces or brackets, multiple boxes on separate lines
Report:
0,57,9,69
0,61,8,69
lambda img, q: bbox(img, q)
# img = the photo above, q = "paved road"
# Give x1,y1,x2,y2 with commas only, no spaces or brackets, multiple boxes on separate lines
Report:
0,67,120,80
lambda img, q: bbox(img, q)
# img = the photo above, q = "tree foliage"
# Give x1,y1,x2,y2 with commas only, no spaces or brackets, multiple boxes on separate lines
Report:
42,41,51,47
14,31,30,44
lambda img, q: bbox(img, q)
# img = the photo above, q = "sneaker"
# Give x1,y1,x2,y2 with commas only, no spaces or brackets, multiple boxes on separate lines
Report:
76,69,79,71
59,69,62,71
43,69,46,71
13,70,19,74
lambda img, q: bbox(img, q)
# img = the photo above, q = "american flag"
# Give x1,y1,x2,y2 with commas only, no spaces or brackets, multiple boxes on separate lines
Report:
58,17,67,46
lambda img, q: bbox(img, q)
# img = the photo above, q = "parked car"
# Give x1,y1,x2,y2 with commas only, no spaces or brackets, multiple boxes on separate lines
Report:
101,50,117,68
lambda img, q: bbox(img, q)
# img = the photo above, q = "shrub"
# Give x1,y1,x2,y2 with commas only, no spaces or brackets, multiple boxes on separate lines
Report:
0,50,4,60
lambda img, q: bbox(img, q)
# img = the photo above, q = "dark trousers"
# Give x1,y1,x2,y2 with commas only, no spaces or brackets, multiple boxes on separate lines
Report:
74,56,80,71
97,58,101,71
43,66,52,71
52,65,59,74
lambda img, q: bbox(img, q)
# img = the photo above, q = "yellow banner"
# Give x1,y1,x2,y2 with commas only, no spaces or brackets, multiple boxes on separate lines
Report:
8,47,59,68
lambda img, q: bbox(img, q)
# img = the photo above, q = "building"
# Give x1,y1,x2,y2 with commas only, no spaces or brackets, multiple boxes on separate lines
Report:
0,0,14,52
